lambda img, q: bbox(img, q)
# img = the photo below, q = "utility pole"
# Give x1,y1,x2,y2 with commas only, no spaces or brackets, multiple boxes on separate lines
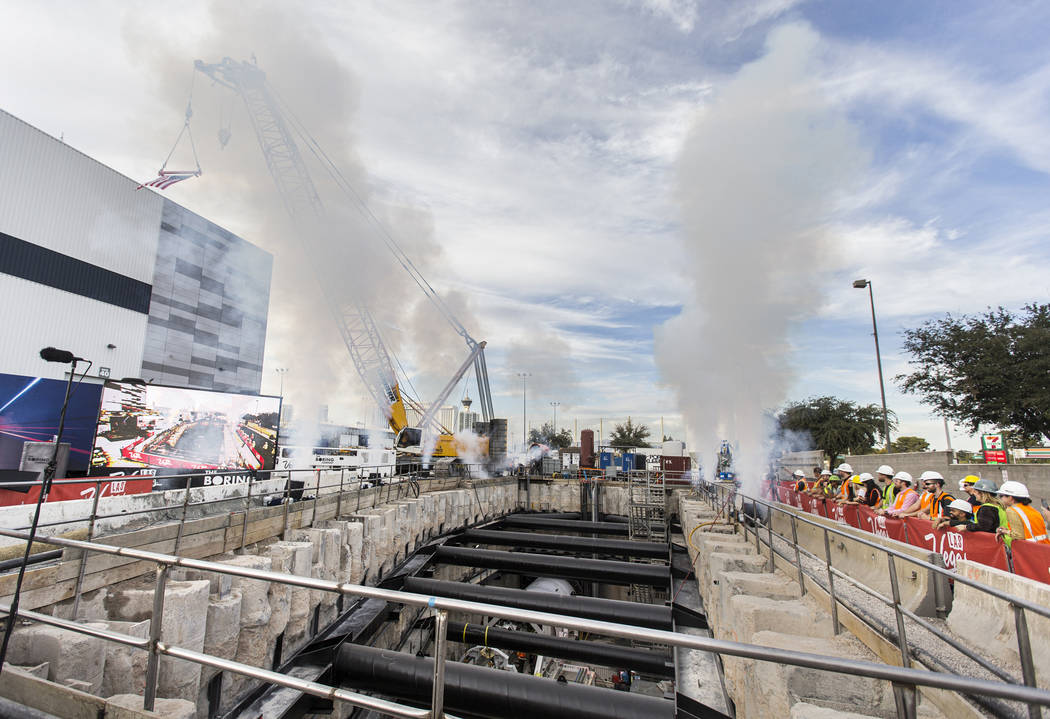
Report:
517,372,530,449
853,279,891,450
275,367,288,398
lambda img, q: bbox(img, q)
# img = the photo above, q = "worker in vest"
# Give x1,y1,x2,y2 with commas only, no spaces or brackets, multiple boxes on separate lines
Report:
902,471,953,520
832,463,854,503
933,499,976,531
959,479,1008,544
875,464,896,508
878,472,917,516
807,468,832,496
793,469,807,493
996,481,1050,544
847,473,881,508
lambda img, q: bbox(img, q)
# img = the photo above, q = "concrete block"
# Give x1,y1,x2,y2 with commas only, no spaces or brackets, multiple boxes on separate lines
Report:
946,559,1050,690
723,594,834,644
100,619,150,697
51,587,108,621
730,631,897,719
2,661,48,679
7,621,109,695
221,555,272,628
791,702,882,718
106,693,196,718
203,592,242,659
0,663,105,719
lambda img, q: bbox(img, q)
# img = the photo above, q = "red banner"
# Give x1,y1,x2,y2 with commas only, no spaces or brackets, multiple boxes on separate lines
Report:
0,478,153,507
827,502,861,529
1011,540,1050,585
857,506,909,543
899,516,1010,572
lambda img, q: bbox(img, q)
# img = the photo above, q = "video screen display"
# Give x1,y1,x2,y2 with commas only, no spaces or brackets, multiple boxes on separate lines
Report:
0,372,104,473
91,381,280,474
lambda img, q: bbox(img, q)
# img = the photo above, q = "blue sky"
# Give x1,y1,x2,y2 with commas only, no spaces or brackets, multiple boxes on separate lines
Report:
1,1,1048,455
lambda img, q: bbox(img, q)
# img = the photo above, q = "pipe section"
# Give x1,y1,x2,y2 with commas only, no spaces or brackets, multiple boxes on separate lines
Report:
458,529,668,559
449,621,672,677
335,644,673,719
501,517,633,535
402,578,671,630
433,546,669,588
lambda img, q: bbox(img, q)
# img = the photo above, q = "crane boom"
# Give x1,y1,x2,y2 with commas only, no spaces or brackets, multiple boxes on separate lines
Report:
194,56,494,434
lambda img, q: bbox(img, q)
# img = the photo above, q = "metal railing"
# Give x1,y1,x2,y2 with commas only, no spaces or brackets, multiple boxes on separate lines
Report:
697,479,1050,719
1,526,1050,719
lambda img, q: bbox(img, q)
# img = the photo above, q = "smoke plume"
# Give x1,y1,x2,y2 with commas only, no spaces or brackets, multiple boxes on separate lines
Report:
654,23,866,492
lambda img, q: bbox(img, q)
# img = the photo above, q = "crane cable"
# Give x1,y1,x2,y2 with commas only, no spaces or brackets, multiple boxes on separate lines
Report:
159,72,202,176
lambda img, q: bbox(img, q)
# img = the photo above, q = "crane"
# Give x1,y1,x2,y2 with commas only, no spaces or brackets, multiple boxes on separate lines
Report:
193,56,494,458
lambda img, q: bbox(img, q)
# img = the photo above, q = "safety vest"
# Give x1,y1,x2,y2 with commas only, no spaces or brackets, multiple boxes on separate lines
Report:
919,492,934,513
928,492,952,520
882,484,897,509
979,502,1010,547
795,479,807,492
839,480,851,499
1009,504,1050,544
891,487,916,511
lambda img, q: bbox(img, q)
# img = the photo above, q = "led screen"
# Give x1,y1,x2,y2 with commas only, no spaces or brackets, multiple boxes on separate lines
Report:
91,381,280,474
0,372,103,473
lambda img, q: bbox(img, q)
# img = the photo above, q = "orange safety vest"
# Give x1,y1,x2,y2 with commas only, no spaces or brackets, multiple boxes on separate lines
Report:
928,492,952,520
839,480,851,499
918,492,934,513
1009,504,1050,544
795,479,807,492
891,487,916,511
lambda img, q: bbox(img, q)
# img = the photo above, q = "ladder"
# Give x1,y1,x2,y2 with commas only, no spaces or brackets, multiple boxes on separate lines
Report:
627,469,667,606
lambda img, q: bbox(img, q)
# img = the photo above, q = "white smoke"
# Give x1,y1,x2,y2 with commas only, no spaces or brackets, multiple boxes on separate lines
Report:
454,428,490,477
654,23,867,495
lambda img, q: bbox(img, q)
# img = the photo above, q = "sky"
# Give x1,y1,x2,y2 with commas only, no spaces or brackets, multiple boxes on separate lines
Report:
2,0,1049,461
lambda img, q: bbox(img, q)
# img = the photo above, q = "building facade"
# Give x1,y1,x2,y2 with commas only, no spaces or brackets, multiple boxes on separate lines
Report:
0,109,272,394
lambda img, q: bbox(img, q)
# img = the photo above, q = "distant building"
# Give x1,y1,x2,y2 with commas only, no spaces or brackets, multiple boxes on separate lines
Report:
0,109,272,394
437,406,457,433
456,393,478,433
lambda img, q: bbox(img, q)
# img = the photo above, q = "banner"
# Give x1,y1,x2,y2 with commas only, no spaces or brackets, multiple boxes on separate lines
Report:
857,506,909,543
899,516,1010,572
827,502,861,529
1010,540,1050,585
0,477,152,507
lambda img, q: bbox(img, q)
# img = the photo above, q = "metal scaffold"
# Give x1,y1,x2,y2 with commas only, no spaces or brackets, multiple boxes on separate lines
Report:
627,469,667,605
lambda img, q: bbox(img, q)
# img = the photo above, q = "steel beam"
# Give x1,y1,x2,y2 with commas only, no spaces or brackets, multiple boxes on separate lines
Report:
457,529,667,559
431,546,669,588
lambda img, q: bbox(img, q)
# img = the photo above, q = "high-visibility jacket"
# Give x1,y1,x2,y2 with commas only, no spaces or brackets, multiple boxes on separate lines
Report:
795,479,807,492
839,480,851,500
918,492,934,513
978,502,1010,547
1009,504,1050,544
891,487,916,511
882,484,897,509
928,492,953,520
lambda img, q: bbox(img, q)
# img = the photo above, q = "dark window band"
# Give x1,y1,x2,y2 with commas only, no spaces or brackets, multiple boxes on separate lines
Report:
0,231,152,313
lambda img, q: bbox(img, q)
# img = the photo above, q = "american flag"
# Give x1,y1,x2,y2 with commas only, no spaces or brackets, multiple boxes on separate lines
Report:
136,170,200,191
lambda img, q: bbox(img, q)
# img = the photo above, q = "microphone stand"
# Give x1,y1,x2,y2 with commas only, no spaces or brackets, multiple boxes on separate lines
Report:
0,359,82,672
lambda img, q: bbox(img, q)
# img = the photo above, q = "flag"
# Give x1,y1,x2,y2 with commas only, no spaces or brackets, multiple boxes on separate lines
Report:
136,170,200,191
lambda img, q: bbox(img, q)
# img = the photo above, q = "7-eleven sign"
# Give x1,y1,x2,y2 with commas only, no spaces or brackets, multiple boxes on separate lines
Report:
982,434,1007,464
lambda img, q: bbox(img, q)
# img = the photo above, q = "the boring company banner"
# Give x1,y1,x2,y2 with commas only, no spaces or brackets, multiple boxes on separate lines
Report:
90,381,280,484
0,372,104,474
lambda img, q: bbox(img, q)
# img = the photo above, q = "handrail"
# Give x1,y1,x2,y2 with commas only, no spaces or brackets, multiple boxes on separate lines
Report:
1,526,1050,714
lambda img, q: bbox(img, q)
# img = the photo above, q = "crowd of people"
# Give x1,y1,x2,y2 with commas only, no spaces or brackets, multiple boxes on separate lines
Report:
789,463,1050,546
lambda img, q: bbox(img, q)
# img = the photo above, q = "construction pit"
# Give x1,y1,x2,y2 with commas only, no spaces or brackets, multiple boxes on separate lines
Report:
0,474,1048,719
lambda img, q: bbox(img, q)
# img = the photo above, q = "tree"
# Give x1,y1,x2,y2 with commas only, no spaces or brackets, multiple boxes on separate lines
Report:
778,396,896,465
608,418,651,448
897,304,1050,442
528,422,572,449
888,435,930,453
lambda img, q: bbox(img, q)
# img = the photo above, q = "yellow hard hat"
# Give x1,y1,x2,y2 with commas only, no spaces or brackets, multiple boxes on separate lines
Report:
962,475,980,485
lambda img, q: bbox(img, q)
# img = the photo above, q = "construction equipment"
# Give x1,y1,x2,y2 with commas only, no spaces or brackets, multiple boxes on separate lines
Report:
193,57,494,460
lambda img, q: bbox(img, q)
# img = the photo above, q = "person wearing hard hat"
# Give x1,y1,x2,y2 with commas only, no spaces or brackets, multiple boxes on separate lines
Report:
958,475,980,508
958,479,1008,541
932,499,976,531
996,481,1050,544
878,472,918,516
901,471,953,520
847,472,881,508
875,464,896,509
833,463,854,503
807,468,832,497
792,469,808,493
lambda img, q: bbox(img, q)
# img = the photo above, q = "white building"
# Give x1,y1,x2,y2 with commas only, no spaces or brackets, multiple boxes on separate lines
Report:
0,110,272,394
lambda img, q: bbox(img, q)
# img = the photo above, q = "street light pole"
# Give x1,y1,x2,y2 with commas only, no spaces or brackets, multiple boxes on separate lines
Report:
517,372,530,448
550,401,560,438
853,279,890,450
275,367,288,398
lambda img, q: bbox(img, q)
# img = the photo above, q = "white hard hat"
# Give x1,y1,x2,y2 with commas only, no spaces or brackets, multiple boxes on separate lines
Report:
893,471,913,484
859,472,874,482
836,463,853,473
820,468,832,476
919,470,944,482
997,481,1031,499
947,499,973,514
793,469,806,477
876,465,894,476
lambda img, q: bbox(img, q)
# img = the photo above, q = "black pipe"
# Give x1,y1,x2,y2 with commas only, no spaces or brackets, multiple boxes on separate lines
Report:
335,644,673,719
0,550,62,573
433,546,669,588
457,529,668,559
403,578,671,630
501,517,633,535
450,621,672,677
